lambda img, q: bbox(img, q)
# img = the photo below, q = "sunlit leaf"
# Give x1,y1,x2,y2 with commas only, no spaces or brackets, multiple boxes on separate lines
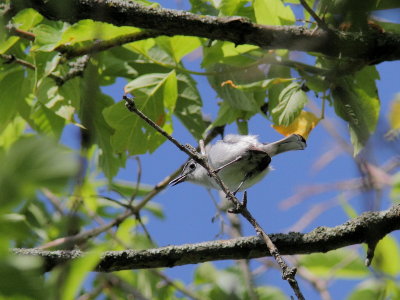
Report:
203,41,259,67
254,0,295,25
0,117,26,150
371,235,400,276
56,20,140,48
347,279,386,300
156,36,201,63
339,195,358,219
388,94,400,130
299,249,369,278
256,286,287,300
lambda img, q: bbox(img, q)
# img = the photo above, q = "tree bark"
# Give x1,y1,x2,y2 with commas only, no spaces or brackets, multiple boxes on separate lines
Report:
11,0,400,64
13,204,400,272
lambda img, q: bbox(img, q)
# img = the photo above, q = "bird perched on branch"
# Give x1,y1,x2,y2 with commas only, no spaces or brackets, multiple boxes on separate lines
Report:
170,134,306,193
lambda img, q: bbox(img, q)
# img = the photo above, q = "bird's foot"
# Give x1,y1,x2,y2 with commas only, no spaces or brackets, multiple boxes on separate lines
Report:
228,191,248,214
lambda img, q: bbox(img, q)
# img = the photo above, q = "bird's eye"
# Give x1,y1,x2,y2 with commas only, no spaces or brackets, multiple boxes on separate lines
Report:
189,163,196,169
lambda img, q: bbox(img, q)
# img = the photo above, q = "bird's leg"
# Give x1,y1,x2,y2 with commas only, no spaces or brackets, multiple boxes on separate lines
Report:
214,155,243,174
232,173,250,195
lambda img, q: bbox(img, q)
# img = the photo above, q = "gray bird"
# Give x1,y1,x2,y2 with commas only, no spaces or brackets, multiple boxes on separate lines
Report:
170,134,306,193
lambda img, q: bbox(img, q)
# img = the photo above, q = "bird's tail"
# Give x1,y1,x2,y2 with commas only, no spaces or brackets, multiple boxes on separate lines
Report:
261,134,306,157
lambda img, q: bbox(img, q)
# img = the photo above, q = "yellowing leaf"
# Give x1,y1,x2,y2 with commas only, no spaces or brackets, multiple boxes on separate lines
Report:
272,110,319,139
389,95,400,130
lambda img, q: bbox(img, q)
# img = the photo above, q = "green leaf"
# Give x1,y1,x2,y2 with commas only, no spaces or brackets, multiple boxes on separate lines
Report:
347,279,386,300
0,69,31,133
174,73,208,139
210,101,242,128
104,71,177,155
332,67,380,155
93,96,126,179
0,256,45,299
339,194,358,219
56,19,140,48
236,119,248,135
233,78,293,91
390,172,400,202
371,235,400,276
31,22,66,52
202,41,258,68
388,94,400,131
299,249,369,278
0,117,26,150
144,202,165,219
0,214,32,240
156,36,201,63
299,70,330,93
194,262,218,284
271,82,309,125
114,218,139,248
254,0,295,25
207,64,264,112
267,64,292,115
97,48,139,82
109,180,153,198
78,63,126,180
218,0,244,16
256,286,287,300
0,136,78,212
61,245,106,300
36,77,81,122
30,100,65,138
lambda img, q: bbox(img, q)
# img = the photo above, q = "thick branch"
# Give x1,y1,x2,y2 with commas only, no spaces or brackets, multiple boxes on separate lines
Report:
11,0,400,63
14,204,400,272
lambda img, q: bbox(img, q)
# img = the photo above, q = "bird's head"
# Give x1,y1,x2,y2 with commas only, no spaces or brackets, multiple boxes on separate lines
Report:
169,159,198,186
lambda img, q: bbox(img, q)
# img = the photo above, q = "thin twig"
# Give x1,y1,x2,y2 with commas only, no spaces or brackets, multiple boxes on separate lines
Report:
151,270,207,300
6,25,36,41
130,156,142,204
299,0,327,29
123,95,305,300
0,53,76,85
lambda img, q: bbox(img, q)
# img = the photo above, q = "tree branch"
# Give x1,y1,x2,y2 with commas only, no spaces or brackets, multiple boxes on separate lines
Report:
11,0,400,64
14,204,400,272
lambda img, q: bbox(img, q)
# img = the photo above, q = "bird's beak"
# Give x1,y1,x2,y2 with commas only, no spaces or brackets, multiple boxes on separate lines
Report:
169,174,187,186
